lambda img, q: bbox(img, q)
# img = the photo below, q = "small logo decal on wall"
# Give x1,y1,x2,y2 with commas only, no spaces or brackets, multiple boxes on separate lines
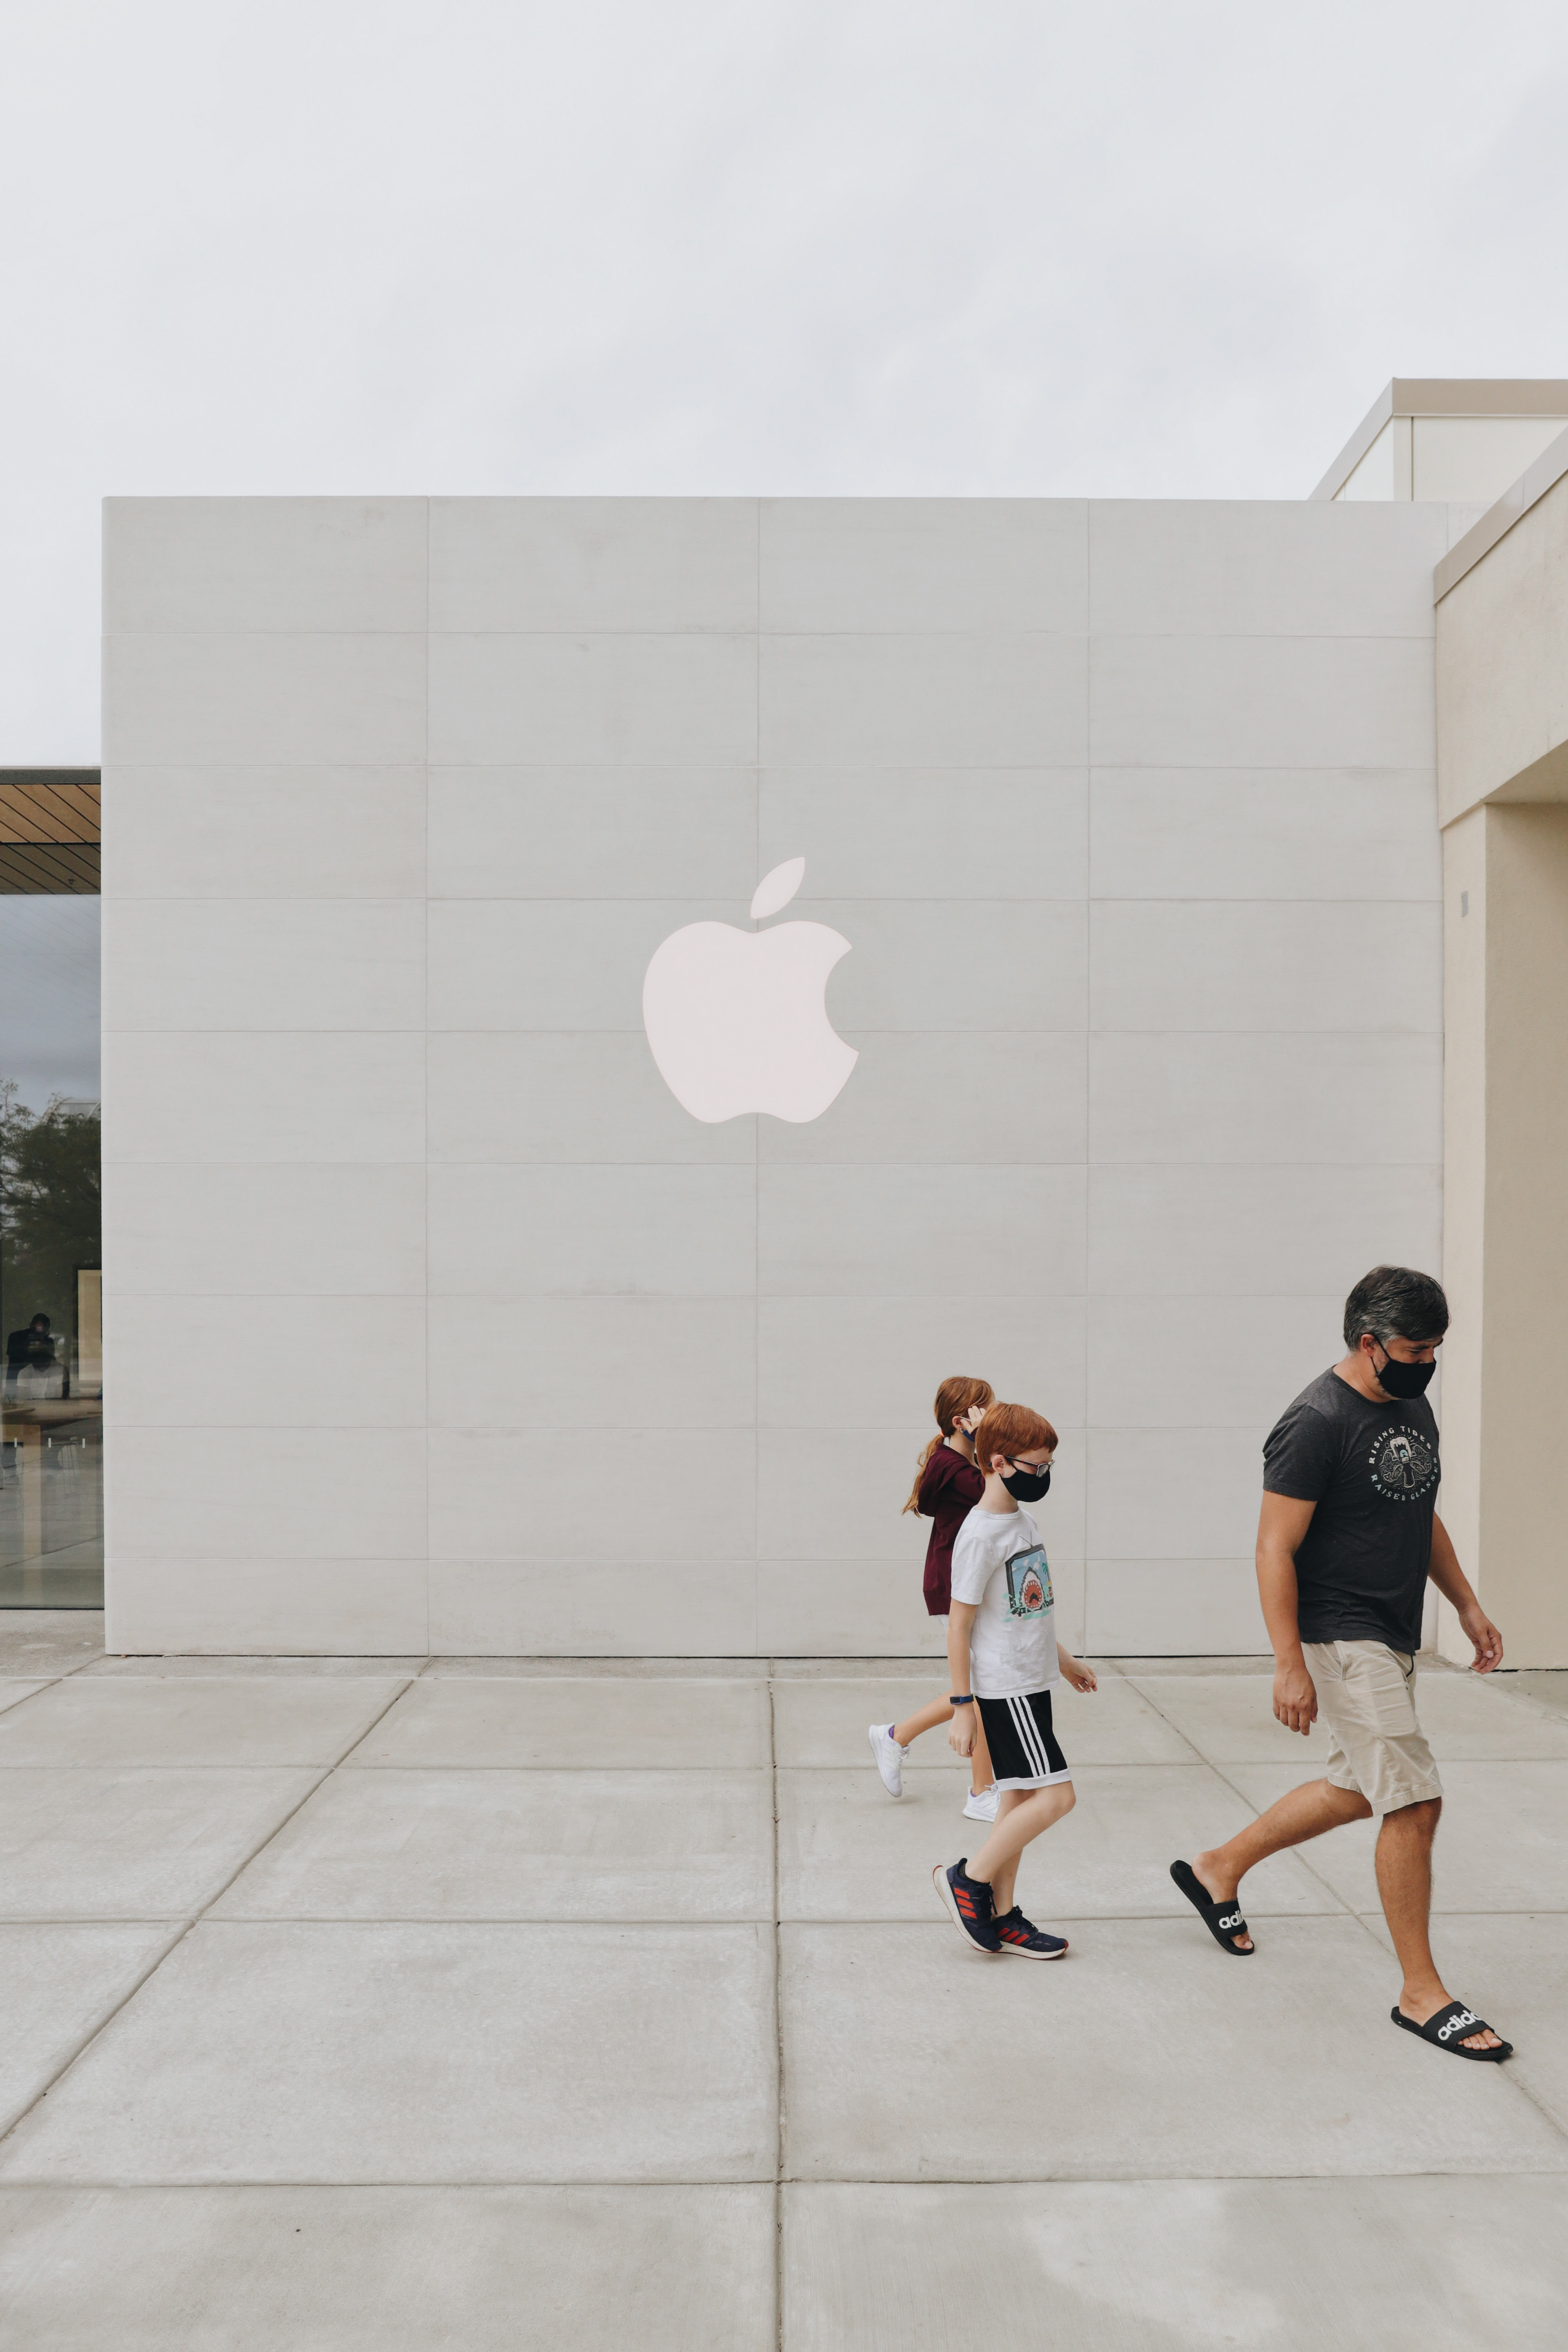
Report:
641,858,857,1124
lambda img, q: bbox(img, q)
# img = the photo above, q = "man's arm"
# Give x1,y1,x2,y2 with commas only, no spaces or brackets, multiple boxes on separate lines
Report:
946,1603,979,1756
1427,1512,1503,1673
1257,1491,1319,1735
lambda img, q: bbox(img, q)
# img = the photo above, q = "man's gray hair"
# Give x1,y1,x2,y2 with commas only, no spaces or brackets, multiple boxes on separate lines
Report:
1343,1265,1449,1350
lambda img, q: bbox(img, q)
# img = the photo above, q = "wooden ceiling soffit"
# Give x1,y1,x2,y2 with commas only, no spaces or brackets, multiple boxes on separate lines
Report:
0,773,101,894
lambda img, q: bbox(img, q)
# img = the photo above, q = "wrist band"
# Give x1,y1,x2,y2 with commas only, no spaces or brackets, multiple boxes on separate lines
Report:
949,1694,975,1705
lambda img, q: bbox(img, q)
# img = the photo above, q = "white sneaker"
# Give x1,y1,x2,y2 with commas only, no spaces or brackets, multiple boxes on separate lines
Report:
868,1721,907,1797
963,1784,1000,1823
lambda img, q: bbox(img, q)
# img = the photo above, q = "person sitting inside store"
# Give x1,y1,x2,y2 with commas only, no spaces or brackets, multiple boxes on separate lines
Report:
4,1314,55,1391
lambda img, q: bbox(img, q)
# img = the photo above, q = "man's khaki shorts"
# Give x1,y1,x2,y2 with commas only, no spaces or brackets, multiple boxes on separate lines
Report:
1301,1639,1443,1816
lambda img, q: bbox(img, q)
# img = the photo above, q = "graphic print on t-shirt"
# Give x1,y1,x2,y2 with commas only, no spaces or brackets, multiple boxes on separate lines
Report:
1004,1545,1052,1619
1368,1426,1438,1504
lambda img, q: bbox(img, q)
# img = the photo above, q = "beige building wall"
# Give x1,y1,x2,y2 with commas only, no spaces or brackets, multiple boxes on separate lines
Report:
1437,449,1568,1665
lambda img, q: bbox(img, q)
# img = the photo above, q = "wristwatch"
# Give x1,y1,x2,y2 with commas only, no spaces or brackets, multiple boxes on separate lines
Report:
949,1694,975,1705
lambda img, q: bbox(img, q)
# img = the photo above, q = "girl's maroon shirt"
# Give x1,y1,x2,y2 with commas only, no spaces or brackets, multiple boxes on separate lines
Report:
916,1444,985,1616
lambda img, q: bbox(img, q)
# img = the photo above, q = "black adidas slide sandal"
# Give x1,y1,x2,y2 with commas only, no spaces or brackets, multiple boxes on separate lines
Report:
1391,2002,1512,2061
1170,1860,1253,1955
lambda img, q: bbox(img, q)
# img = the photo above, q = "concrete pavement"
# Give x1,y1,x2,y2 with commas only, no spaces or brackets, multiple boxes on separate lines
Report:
1,1617,1566,2345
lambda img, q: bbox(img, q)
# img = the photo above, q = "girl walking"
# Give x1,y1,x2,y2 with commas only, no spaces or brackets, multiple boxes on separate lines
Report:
869,1375,999,1822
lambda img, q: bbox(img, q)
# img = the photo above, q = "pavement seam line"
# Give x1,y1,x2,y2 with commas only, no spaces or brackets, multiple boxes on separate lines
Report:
4,2164,1566,2191
769,1667,784,2352
1125,1673,1357,1915
0,1642,105,1718
1325,1900,1568,2144
0,1674,419,2154
0,1676,68,1721
0,1919,190,2145
0,1912,1374,1928
0,2174,786,2191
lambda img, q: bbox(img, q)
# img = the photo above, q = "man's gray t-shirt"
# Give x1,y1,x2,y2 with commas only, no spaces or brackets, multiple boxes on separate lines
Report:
1262,1367,1440,1652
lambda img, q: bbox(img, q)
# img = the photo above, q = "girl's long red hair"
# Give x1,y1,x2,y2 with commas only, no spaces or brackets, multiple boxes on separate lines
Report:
902,1376,995,1514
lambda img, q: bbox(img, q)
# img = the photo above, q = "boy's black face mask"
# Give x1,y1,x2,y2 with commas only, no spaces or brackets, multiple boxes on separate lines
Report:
1001,1462,1051,1501
1371,1345,1437,1400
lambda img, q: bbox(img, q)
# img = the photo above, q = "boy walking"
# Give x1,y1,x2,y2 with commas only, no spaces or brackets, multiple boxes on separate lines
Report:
934,1401,1098,1957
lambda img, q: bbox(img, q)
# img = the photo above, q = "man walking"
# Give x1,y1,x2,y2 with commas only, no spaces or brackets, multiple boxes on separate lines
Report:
1172,1266,1512,2060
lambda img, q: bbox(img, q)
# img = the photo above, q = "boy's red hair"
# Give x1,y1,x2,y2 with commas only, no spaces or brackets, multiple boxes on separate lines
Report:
973,1401,1059,1476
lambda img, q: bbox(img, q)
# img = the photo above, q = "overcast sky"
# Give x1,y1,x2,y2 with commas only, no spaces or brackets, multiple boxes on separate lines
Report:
4,0,1567,758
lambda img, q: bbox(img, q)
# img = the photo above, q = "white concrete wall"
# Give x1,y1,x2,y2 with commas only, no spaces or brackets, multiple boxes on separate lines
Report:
101,495,1448,1656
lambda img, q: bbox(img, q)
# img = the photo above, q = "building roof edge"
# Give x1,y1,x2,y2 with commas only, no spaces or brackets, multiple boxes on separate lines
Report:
1309,383,1394,501
1311,379,1568,501
1434,420,1568,603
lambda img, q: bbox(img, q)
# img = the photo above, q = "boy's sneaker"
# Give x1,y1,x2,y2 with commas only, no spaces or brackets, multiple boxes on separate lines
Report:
963,1783,999,1823
993,1905,1068,1960
933,1859,1002,1954
868,1722,907,1797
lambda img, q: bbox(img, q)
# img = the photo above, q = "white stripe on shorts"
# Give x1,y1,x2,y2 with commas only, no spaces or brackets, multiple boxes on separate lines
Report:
1007,1692,1050,1778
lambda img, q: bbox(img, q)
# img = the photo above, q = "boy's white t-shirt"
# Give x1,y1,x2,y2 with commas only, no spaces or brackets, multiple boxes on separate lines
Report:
948,1503,1059,1700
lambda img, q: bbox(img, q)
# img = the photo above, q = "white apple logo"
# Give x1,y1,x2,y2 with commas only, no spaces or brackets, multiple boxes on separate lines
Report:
642,857,858,1123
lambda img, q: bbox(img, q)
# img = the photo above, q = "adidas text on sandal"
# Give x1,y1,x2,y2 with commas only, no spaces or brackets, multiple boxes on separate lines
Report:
933,1859,1002,1954
1391,2000,1513,2061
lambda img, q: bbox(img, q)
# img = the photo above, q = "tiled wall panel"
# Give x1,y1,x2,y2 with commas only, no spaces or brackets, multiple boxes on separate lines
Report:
101,495,1448,1654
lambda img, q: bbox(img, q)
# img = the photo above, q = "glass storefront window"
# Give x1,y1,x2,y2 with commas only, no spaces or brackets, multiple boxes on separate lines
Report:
0,774,101,1607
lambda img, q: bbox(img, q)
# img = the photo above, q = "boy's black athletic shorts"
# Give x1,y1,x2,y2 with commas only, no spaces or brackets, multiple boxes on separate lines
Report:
975,1688,1071,1789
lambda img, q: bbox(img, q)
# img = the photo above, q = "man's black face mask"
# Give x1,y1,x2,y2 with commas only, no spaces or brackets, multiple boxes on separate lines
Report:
1371,1343,1437,1399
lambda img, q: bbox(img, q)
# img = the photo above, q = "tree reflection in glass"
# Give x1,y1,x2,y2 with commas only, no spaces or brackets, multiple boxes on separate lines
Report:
1,1082,102,1603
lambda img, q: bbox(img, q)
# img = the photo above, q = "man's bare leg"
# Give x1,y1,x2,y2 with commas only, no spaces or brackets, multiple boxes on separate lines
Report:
1196,1786,1504,2048
1379,1799,1501,2052
1192,1778,1372,1952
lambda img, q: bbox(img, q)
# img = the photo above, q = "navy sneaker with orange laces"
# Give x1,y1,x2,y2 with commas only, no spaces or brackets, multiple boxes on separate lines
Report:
993,1905,1068,1960
933,1858,1002,1953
